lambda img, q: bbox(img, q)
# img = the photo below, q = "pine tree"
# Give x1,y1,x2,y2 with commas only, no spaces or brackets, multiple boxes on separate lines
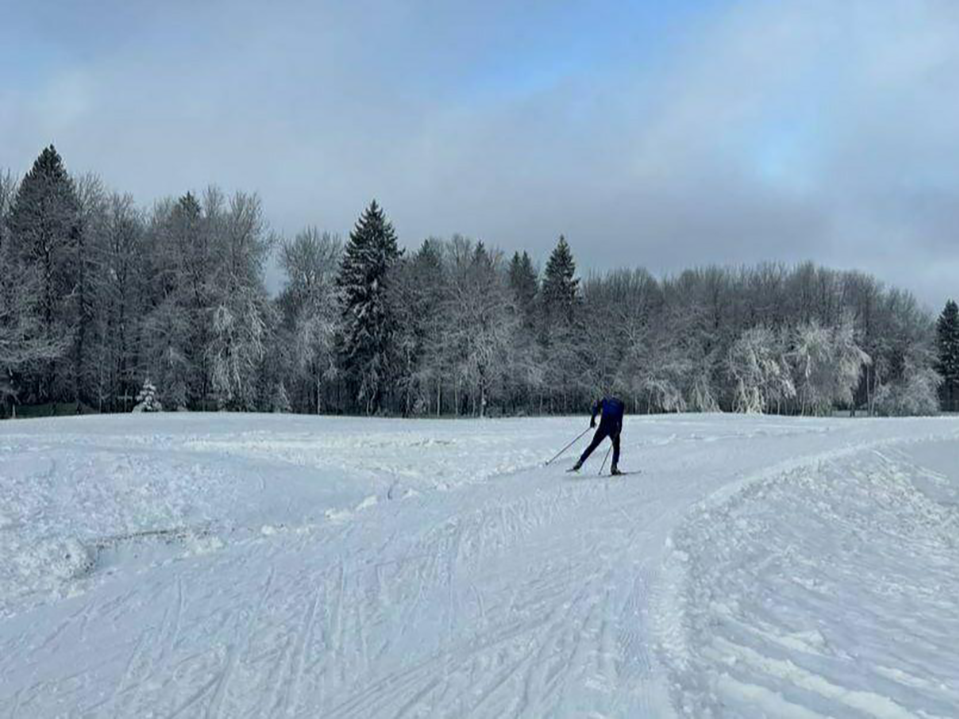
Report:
936,299,959,410
73,174,107,407
336,200,402,414
133,378,163,412
271,381,292,413
508,251,538,324
539,236,582,412
541,235,579,325
7,145,80,402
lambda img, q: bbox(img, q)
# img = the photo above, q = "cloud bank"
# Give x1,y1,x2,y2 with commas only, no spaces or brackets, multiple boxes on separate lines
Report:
2,0,958,307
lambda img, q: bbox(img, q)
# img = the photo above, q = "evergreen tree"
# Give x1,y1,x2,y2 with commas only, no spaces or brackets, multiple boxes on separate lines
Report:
936,299,959,410
539,236,582,412
7,145,80,402
505,250,541,410
271,381,292,413
132,378,163,412
94,192,144,411
541,235,579,325
508,251,538,322
73,174,107,406
336,200,402,414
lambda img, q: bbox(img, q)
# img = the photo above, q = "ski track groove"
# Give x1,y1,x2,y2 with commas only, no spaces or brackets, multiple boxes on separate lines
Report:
282,579,321,717
166,673,220,719
7,689,20,719
262,636,293,717
157,575,184,673
206,563,274,719
108,630,147,718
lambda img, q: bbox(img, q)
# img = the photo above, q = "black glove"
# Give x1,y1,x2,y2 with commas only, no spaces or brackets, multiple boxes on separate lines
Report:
590,418,596,429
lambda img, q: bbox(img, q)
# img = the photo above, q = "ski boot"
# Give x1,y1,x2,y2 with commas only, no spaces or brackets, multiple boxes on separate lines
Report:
610,465,623,476
567,460,583,473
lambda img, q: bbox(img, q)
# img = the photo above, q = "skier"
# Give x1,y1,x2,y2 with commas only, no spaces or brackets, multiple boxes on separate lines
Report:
569,396,625,475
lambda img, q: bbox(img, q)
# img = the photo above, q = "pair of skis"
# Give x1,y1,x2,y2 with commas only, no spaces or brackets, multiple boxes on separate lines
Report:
566,445,639,476
566,467,641,477
545,427,637,476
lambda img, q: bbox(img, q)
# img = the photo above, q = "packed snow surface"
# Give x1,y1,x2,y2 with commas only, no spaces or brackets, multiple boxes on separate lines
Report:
1,413,958,718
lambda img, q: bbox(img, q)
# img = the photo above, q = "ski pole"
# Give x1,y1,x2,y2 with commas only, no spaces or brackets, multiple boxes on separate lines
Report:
599,444,612,475
544,427,591,466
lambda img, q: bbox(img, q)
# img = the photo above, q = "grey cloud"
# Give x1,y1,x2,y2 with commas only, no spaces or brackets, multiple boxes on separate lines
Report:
2,0,958,309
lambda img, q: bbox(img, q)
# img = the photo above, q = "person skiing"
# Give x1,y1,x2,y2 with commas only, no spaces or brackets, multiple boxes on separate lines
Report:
569,396,625,475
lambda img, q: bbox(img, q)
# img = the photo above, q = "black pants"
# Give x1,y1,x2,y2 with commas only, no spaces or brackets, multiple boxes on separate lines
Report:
579,422,621,468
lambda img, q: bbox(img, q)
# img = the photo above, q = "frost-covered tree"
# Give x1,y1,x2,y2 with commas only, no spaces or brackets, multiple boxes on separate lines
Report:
141,298,190,411
443,241,518,417
790,317,870,416
271,381,292,413
132,378,163,412
1,169,70,415
278,228,342,412
541,235,579,326
71,173,111,406
727,326,794,414
865,289,936,416
618,320,690,413
503,251,541,410
0,267,68,414
874,353,942,416
936,299,959,411
539,236,584,412
336,200,402,414
141,191,213,405
89,193,144,411
508,251,538,324
387,239,446,416
207,295,267,410
6,146,80,402
206,193,273,410
0,170,14,255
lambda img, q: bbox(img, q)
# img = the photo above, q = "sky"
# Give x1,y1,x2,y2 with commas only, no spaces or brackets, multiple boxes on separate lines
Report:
2,0,958,309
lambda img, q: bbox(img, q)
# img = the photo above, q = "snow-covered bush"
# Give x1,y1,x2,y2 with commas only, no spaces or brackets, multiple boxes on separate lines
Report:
132,378,163,412
874,360,942,416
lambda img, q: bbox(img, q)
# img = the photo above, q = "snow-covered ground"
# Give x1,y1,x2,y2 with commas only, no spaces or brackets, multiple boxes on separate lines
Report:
1,413,958,718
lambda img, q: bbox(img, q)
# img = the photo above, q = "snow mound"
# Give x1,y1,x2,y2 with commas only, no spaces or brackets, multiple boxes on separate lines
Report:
661,441,959,717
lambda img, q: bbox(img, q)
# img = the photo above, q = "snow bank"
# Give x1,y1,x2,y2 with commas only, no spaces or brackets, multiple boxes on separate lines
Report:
660,440,959,717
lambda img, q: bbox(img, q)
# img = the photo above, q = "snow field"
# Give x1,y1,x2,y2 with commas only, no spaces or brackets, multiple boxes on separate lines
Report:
1,412,958,717
659,440,959,718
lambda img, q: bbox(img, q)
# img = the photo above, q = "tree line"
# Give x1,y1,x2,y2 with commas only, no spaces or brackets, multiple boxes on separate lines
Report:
1,146,957,418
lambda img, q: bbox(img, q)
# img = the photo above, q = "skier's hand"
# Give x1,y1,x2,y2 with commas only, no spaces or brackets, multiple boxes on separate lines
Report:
590,418,596,429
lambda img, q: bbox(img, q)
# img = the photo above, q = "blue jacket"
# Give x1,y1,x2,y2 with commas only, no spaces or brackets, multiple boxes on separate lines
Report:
591,396,624,431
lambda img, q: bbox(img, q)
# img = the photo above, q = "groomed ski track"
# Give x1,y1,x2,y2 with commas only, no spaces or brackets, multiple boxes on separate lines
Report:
1,413,958,717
